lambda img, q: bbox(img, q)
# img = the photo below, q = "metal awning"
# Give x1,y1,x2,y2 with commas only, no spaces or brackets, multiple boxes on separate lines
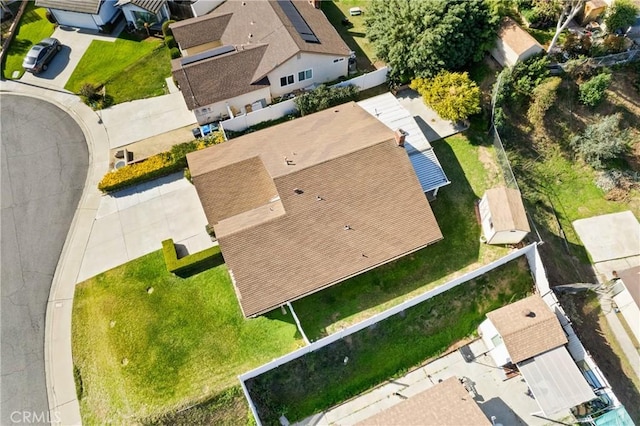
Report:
409,149,450,192
517,346,596,416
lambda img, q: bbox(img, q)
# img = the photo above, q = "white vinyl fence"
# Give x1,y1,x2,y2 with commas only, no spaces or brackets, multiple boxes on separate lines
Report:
219,67,389,132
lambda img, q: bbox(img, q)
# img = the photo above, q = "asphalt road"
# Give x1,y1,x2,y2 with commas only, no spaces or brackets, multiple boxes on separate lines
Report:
1,95,88,424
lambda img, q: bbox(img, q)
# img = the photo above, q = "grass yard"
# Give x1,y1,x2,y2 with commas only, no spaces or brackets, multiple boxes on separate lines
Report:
2,3,55,80
65,32,170,104
292,128,510,340
247,256,534,425
321,0,379,72
72,251,303,424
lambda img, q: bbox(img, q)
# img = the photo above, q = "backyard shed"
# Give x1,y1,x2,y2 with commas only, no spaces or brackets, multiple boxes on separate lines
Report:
478,187,530,245
491,17,544,67
611,266,640,343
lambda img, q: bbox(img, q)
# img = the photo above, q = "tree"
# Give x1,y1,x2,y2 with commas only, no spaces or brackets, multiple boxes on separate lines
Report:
527,76,561,126
136,13,156,37
604,0,638,33
410,71,481,122
570,113,629,169
547,0,584,53
579,72,612,107
365,0,499,81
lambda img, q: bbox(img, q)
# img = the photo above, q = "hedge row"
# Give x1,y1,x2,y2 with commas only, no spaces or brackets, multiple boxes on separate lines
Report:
162,239,224,278
98,132,225,193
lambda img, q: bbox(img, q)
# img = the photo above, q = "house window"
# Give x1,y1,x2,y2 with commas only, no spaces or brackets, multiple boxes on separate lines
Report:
298,69,312,81
333,58,344,63
280,74,294,87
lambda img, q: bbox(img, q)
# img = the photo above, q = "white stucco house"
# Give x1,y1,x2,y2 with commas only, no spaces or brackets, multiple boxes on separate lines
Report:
170,0,351,125
478,187,530,245
35,0,121,31
491,17,544,67
116,0,170,31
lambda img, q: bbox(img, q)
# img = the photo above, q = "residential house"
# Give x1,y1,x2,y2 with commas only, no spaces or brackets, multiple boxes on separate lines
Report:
478,187,530,245
611,266,640,343
357,377,491,426
35,0,121,31
170,0,351,125
116,0,170,31
479,295,596,418
187,102,443,317
491,17,544,67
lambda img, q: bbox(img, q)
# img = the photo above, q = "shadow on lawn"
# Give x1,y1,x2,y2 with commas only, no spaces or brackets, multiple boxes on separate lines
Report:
292,139,481,340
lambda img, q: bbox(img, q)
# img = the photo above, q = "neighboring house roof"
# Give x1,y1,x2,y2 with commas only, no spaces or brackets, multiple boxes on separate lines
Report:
517,346,595,416
484,187,530,233
357,93,450,193
116,0,166,14
187,103,443,317
487,294,567,363
172,44,270,110
498,16,543,55
618,266,640,309
358,377,491,426
170,13,233,50
35,0,103,14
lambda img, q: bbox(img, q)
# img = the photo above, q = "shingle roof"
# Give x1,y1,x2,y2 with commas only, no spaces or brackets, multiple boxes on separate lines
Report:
171,0,350,86
35,0,103,14
487,294,568,364
484,187,530,233
188,103,443,317
358,377,491,426
115,0,166,14
498,17,543,55
171,44,270,110
618,266,640,309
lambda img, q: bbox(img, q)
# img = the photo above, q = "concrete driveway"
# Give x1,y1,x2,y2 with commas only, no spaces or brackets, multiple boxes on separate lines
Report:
77,173,214,282
20,24,122,90
396,89,467,142
1,94,88,424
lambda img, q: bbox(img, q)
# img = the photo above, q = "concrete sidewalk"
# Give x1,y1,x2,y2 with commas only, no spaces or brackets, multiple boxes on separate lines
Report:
396,89,467,142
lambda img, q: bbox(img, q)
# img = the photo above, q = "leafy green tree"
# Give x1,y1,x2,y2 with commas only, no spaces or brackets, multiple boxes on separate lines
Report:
294,84,359,116
570,113,629,169
527,76,561,126
604,0,638,33
579,72,612,107
365,0,499,81
410,71,481,122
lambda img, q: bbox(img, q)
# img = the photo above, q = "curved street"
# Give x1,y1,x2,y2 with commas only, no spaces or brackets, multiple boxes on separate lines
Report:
1,94,88,424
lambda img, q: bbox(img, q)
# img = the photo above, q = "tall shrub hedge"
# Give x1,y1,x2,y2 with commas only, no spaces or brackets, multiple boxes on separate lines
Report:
162,239,224,278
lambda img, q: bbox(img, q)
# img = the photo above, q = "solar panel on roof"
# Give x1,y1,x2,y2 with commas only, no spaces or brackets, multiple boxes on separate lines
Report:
278,0,320,43
180,45,236,66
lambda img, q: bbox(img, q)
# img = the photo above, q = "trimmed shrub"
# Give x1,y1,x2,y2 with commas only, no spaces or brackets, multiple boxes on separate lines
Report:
164,35,176,49
604,0,638,33
169,47,180,59
294,84,359,116
527,76,561,127
162,239,224,278
410,71,481,122
162,19,175,37
579,72,612,107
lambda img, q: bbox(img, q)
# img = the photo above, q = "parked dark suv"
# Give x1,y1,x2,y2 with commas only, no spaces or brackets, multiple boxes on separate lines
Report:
23,38,61,74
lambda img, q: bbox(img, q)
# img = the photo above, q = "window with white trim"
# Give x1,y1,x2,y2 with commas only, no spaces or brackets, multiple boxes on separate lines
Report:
280,74,294,87
298,69,312,82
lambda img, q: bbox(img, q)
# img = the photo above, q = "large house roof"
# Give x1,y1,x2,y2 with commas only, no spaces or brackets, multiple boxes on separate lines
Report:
35,0,103,14
487,294,567,364
115,0,166,14
484,187,530,233
188,103,443,317
358,377,491,426
171,44,270,110
498,17,543,55
170,13,233,50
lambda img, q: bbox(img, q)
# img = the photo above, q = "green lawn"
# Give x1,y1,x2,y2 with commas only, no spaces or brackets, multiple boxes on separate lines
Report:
321,0,378,71
2,3,55,80
248,256,534,424
65,33,170,104
72,251,303,424
292,129,510,340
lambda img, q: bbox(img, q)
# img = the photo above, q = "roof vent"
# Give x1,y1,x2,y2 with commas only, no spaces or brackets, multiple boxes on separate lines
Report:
284,156,295,165
343,225,351,230
522,309,536,318
316,195,324,201
294,188,304,195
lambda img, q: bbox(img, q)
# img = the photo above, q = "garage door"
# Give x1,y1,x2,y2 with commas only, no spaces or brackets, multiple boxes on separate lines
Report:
51,10,98,30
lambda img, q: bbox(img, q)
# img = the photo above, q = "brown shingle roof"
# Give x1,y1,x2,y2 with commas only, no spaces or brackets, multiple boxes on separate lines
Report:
358,377,491,426
498,17,543,55
115,0,166,14
35,0,102,14
171,44,270,110
618,266,640,309
485,187,530,233
188,103,443,317
170,13,233,50
487,295,567,363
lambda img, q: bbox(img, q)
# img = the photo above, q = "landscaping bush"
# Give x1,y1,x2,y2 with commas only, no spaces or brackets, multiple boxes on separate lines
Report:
570,113,629,169
527,76,561,127
162,19,175,37
162,239,224,278
169,47,180,59
579,72,612,107
294,84,359,116
562,32,592,58
164,35,176,49
604,0,638,33
410,71,481,122
602,34,626,54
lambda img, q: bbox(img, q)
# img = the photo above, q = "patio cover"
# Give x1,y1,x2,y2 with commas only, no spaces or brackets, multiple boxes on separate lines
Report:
517,346,595,416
